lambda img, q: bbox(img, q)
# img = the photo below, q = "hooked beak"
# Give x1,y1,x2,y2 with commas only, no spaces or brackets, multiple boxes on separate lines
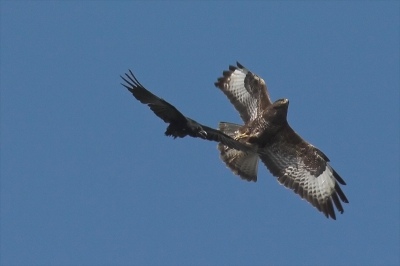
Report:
199,130,207,139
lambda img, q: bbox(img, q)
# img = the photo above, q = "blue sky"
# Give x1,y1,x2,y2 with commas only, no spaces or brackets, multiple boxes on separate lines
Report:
1,1,399,265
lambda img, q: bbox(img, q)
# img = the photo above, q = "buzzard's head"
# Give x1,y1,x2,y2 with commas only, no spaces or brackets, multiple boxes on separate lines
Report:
269,98,289,124
273,98,289,107
272,98,289,112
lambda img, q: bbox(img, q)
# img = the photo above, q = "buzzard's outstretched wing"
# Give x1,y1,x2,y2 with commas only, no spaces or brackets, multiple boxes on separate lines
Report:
121,70,187,124
120,70,254,152
259,126,348,219
214,62,272,123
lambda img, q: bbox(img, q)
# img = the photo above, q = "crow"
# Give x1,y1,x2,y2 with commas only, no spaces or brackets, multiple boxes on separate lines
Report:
120,70,254,153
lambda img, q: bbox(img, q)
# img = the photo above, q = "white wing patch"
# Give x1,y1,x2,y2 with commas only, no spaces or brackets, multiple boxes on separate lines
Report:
223,67,259,122
215,66,260,123
281,164,336,202
261,147,344,219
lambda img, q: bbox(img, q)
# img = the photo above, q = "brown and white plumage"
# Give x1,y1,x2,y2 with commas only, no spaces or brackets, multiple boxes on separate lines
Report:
214,62,349,219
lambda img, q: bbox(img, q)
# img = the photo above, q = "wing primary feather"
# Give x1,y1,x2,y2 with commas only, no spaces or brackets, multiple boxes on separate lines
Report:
120,82,132,92
128,69,146,88
287,177,294,189
297,186,304,199
236,61,244,69
223,70,232,77
331,192,344,214
332,168,346,185
120,77,135,92
320,202,329,219
121,71,143,90
120,70,147,91
292,182,299,193
326,200,336,220
314,199,322,212
335,183,349,203
228,65,237,71
278,175,287,185
315,148,330,162
124,71,136,85
305,192,313,206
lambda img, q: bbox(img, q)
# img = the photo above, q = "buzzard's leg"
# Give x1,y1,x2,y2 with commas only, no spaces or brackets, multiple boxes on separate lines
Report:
234,133,247,140
234,133,260,145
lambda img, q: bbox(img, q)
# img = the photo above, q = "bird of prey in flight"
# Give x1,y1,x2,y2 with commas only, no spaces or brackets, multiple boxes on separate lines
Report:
120,70,254,153
214,62,349,219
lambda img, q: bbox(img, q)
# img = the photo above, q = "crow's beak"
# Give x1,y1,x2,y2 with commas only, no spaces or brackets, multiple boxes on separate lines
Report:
199,130,207,139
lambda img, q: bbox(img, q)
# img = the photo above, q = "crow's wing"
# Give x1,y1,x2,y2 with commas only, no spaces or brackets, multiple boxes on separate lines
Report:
121,70,187,124
121,70,253,152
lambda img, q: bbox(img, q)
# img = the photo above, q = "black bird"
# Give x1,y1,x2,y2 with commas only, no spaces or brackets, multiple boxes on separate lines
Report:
120,70,253,152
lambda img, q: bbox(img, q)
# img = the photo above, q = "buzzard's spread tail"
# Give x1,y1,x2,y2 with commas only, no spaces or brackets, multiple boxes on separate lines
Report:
218,122,259,182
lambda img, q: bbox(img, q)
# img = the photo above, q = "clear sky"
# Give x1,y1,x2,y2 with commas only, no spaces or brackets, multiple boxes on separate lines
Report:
1,1,399,265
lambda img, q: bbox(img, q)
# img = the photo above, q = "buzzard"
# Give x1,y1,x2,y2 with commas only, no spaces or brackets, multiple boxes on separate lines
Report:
214,62,349,219
120,70,253,152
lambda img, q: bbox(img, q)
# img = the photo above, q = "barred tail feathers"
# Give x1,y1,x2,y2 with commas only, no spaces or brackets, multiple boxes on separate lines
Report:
217,122,259,182
218,122,242,138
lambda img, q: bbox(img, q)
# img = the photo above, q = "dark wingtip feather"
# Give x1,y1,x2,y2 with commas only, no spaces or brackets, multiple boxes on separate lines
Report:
312,198,321,212
120,76,135,94
228,65,237,72
215,77,226,89
120,70,147,92
320,205,328,218
236,61,244,69
120,82,133,93
127,69,146,88
223,70,232,77
327,200,336,220
331,192,344,214
320,202,328,218
332,168,346,185
316,148,330,162
335,183,349,203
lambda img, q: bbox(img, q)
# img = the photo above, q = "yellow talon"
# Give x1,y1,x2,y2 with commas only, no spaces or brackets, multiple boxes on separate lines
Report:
234,133,249,141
